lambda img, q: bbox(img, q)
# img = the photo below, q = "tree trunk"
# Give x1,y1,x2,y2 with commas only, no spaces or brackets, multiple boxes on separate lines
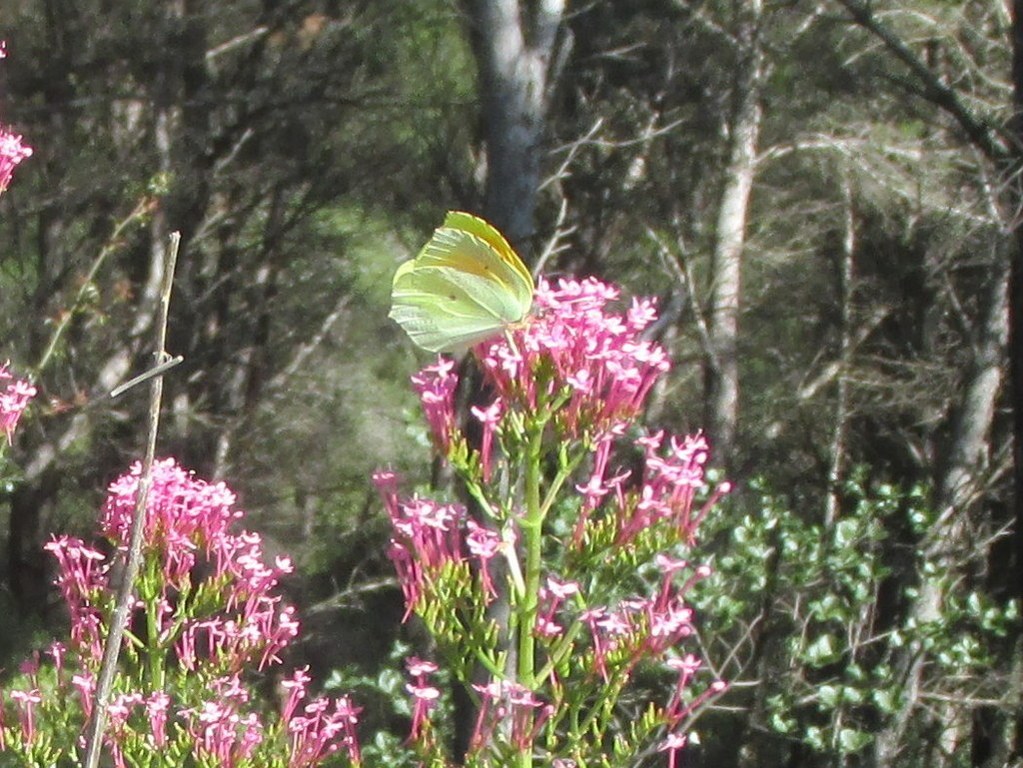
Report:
829,2,1021,762
872,246,1008,766
465,0,565,254
824,173,856,527
706,0,762,467
453,2,566,759
1009,4,1023,764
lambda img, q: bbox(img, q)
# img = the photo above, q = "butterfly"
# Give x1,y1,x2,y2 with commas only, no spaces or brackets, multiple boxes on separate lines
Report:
389,211,535,353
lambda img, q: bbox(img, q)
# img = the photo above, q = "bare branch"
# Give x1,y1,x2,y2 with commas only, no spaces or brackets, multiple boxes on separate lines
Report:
645,224,717,370
833,0,1007,160
83,232,181,768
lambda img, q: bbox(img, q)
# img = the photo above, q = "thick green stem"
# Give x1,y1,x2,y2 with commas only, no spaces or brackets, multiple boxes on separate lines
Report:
515,425,546,768
144,596,165,690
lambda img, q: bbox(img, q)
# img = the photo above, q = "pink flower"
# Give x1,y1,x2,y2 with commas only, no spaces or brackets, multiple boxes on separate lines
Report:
536,575,579,637
0,130,31,195
658,732,687,768
47,641,67,683
534,616,564,638
9,688,42,744
0,42,33,196
465,519,502,602
405,656,438,677
18,652,39,686
71,672,96,719
579,607,610,680
470,397,504,481
406,682,439,740
411,358,459,454
545,575,579,600
404,656,440,741
475,277,670,439
146,692,171,747
107,692,143,742
0,362,36,443
44,535,109,659
469,680,549,753
287,696,362,767
281,667,312,723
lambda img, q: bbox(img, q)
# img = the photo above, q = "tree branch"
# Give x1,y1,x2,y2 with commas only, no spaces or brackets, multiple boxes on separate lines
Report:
83,232,181,768
833,0,1007,161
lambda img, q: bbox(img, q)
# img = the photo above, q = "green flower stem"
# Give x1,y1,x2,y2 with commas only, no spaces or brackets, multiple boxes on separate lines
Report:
577,673,629,737
139,557,167,691
537,448,583,521
144,598,168,690
520,423,547,680
473,649,507,680
514,423,547,768
535,619,584,686
463,479,502,522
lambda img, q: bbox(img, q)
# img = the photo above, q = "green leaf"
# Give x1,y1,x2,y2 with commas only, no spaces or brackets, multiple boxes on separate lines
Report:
838,727,870,753
872,687,899,714
805,634,838,666
818,684,839,708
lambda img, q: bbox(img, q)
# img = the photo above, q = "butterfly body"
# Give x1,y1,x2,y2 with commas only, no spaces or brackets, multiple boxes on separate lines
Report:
389,211,534,353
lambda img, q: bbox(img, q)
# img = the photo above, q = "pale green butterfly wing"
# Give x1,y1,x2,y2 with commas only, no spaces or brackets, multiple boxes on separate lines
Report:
390,262,523,353
389,212,535,353
414,216,533,317
439,211,533,306
390,265,521,352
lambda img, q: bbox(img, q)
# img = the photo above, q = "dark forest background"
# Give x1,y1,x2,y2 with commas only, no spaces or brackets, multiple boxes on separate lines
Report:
1,1,1021,766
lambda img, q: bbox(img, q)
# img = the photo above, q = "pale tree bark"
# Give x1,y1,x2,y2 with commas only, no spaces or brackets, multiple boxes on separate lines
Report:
5,16,171,609
453,2,567,758
872,245,1008,767
824,173,856,528
706,0,763,466
828,2,1016,765
464,0,566,254
1009,4,1023,765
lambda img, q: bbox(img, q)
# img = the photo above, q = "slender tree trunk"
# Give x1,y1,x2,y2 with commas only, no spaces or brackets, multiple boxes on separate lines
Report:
465,0,565,254
872,229,1009,768
453,2,566,759
826,3,1020,761
1009,4,1023,764
706,0,762,466
825,173,856,527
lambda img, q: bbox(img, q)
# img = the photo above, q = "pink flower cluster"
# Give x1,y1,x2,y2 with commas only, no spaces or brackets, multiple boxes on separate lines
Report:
478,277,669,437
576,430,732,547
3,459,362,767
412,277,669,471
0,361,36,443
402,658,556,759
0,130,31,193
379,471,726,747
411,358,458,454
375,469,473,618
570,557,709,683
0,41,32,195
47,459,300,673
